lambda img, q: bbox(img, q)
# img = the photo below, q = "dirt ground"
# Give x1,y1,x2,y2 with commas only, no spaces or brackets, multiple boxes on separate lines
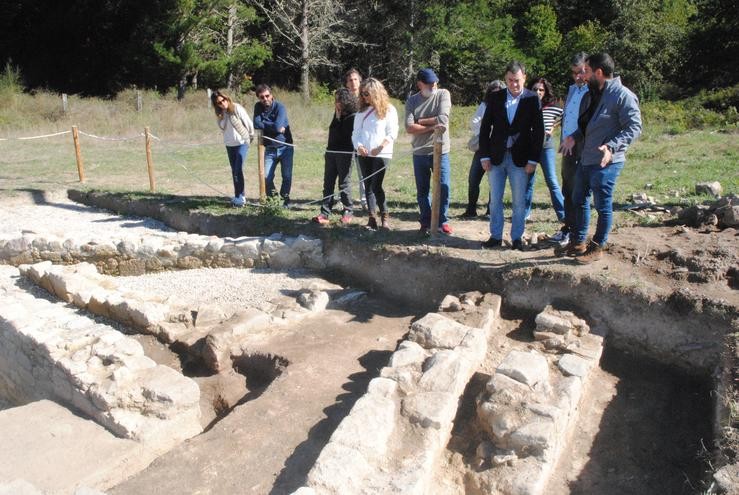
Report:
1,191,736,494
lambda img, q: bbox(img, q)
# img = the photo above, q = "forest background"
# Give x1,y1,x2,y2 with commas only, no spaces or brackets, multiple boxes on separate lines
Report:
1,0,737,104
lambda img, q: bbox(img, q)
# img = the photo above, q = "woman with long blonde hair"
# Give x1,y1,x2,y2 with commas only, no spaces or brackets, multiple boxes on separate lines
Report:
211,89,254,207
351,78,399,230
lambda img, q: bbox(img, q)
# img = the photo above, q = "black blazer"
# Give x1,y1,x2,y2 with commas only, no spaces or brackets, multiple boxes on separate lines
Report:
479,88,544,167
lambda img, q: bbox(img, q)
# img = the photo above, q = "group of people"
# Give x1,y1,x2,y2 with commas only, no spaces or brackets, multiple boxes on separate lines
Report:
211,51,642,264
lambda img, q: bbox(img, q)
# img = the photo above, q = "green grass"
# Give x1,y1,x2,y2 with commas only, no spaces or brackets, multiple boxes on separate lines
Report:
1,88,736,236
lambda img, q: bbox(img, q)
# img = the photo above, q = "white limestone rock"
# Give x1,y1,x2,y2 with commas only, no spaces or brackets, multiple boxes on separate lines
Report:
401,391,457,430
497,350,549,387
389,341,427,368
557,354,592,377
409,313,474,350
418,350,472,394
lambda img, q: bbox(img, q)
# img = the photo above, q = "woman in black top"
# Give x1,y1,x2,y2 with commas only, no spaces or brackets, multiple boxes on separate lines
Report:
313,88,359,224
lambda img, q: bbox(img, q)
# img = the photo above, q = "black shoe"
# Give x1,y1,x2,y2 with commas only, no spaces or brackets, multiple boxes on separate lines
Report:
481,237,502,249
460,210,477,219
511,239,525,251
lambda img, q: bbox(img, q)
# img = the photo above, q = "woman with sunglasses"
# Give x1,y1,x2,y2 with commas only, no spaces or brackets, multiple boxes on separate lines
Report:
524,78,565,228
352,78,399,230
211,90,254,207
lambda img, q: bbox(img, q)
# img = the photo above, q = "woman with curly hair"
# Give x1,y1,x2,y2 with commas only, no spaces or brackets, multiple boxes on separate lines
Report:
524,77,565,229
313,87,359,225
351,78,399,230
211,90,254,207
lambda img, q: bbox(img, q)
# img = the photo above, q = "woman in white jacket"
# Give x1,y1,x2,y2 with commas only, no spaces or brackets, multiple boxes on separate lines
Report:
211,90,254,207
352,78,399,230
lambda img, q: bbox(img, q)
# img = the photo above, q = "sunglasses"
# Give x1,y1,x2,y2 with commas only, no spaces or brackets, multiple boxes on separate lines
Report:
360,91,370,97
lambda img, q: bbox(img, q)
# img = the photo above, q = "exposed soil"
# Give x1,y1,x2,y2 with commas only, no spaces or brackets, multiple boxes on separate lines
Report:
2,190,736,494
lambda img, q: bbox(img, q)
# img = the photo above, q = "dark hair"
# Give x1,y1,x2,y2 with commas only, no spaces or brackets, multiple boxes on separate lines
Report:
586,53,615,77
484,80,505,101
334,87,358,115
528,77,556,106
505,60,526,76
255,84,272,96
343,68,363,84
571,52,588,67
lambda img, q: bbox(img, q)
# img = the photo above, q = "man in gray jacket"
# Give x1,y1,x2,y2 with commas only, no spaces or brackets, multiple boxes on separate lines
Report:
559,53,642,263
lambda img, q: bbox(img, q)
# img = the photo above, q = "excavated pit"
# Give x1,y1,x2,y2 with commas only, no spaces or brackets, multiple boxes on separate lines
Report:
0,191,734,494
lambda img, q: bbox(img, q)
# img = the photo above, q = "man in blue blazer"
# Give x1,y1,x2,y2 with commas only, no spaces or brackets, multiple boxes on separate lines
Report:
479,61,544,250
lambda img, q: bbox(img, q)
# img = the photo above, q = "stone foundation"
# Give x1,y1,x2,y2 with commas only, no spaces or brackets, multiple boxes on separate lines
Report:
295,292,500,494
0,267,201,444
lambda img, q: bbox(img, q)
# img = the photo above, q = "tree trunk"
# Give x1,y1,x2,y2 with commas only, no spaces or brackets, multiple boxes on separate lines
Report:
227,3,236,90
300,0,310,102
178,74,187,100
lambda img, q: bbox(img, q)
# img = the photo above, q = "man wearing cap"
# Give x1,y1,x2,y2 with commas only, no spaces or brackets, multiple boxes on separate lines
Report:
405,68,453,235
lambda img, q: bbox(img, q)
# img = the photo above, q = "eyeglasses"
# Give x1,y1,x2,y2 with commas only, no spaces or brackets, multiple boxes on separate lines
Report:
360,91,370,97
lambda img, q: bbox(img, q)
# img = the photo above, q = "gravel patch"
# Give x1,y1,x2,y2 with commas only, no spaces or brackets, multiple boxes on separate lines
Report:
0,191,173,239
116,267,329,309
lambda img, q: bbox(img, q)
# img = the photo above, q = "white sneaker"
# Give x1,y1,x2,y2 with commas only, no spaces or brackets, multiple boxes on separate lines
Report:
232,195,245,207
548,230,569,245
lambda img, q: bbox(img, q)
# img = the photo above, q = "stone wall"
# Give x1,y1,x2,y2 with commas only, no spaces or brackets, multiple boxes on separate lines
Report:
0,266,202,444
294,292,500,494
0,231,324,275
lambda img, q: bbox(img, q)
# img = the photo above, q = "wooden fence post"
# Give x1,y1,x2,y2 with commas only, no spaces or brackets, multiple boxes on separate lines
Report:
207,88,213,109
257,130,266,202
62,93,68,113
136,90,143,112
145,127,155,192
429,127,443,236
71,125,85,182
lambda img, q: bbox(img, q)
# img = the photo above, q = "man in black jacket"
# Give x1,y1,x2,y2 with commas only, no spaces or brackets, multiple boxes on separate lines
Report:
479,61,544,250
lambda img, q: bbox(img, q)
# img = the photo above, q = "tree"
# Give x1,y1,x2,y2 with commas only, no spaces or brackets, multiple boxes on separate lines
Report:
419,0,527,104
250,0,354,100
687,0,738,91
605,0,695,99
520,4,562,77
195,2,271,91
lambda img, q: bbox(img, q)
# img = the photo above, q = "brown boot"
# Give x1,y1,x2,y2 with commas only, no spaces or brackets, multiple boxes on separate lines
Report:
380,213,390,230
366,214,378,231
575,241,604,264
554,241,586,257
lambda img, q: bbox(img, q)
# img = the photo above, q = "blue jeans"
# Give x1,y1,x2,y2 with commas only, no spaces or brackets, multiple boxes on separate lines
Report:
524,146,565,222
226,144,248,197
413,153,451,227
488,152,528,241
573,161,624,246
265,145,294,201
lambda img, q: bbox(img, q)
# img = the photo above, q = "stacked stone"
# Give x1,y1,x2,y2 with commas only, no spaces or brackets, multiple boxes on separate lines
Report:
0,266,202,444
470,306,603,495
0,231,325,274
18,261,352,374
296,292,500,495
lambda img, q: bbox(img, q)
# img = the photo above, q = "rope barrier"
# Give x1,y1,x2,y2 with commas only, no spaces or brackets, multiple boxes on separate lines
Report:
77,130,147,142
0,130,71,141
1,124,445,211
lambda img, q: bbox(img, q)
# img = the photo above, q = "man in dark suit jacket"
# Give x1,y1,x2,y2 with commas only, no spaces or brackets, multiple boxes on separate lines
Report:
479,61,544,250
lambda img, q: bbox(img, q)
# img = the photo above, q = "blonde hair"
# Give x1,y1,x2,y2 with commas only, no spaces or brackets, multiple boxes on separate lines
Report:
211,90,236,118
359,78,390,119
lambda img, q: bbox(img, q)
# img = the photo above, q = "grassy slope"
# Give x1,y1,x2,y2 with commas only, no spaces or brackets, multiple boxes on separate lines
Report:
1,88,736,232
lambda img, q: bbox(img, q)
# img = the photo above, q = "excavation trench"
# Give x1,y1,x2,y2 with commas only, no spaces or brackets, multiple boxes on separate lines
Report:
1,191,732,494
